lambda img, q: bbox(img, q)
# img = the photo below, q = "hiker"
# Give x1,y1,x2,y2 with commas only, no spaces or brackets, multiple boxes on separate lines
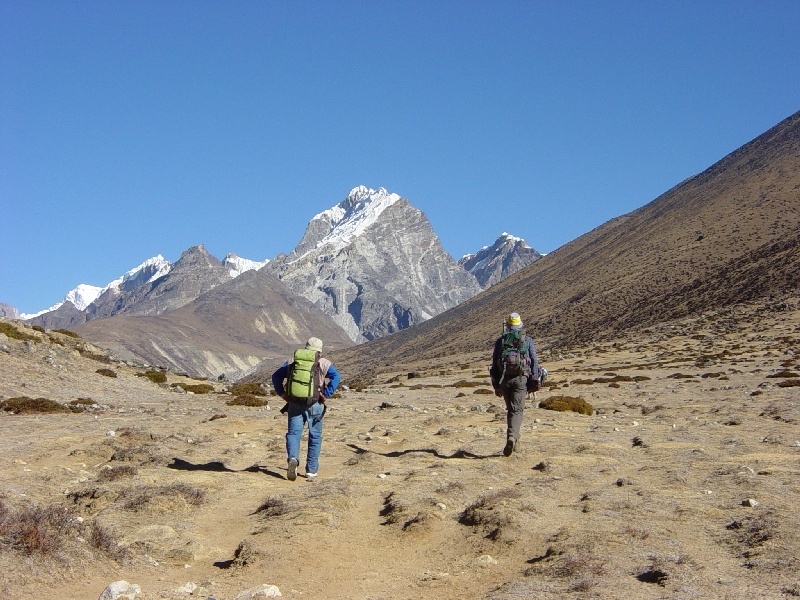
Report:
271,337,341,481
490,312,541,457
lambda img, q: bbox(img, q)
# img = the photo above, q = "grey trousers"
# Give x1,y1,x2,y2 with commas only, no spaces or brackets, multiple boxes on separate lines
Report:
502,375,528,441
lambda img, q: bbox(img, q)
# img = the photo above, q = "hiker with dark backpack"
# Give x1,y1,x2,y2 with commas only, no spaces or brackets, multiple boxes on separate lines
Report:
490,312,541,457
271,337,341,481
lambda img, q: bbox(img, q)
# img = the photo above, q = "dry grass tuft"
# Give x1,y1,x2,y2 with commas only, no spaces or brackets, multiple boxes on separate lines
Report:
97,465,138,482
0,322,38,342
253,496,291,518
0,397,73,414
539,395,594,416
122,483,206,512
170,382,214,394
137,370,167,384
226,394,269,407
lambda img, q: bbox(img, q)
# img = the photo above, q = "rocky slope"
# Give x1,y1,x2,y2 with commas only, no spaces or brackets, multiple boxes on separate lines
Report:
459,232,542,288
267,187,482,341
72,266,352,380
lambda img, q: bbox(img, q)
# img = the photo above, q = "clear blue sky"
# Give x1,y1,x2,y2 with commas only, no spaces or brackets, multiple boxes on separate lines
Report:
2,1,799,314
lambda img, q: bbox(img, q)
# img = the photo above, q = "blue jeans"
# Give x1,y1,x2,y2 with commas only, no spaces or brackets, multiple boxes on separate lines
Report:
285,401,325,474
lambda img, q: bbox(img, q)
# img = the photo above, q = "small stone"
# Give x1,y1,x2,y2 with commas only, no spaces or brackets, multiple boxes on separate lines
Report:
235,584,282,598
472,554,498,567
98,580,142,600
743,498,759,507
106,430,116,437
178,582,197,593
377,473,387,479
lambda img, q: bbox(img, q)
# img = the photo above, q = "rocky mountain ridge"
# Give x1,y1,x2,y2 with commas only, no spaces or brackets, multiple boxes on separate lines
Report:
266,188,484,341
459,232,543,288
20,187,540,377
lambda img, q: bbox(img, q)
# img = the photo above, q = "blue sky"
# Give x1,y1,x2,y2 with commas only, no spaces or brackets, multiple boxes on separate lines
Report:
2,1,799,314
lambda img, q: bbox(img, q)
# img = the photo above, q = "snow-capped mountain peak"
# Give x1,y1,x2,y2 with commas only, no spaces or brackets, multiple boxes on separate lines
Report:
308,186,402,255
105,255,172,293
223,253,270,278
65,284,104,311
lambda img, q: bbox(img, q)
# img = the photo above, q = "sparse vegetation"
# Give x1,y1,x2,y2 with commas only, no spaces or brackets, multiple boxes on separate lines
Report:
137,370,167,384
0,501,75,555
539,395,594,415
122,483,206,511
253,496,291,517
453,379,483,388
97,465,138,482
227,382,266,396
171,382,214,394
79,348,112,363
0,396,72,414
777,379,800,387
0,322,38,342
226,395,269,407
53,328,81,338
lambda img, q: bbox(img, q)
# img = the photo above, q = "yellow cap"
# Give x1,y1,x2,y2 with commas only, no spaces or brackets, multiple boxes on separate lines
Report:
507,312,523,330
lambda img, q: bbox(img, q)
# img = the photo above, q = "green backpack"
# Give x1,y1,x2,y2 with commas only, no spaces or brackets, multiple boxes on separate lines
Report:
288,348,319,400
497,329,530,384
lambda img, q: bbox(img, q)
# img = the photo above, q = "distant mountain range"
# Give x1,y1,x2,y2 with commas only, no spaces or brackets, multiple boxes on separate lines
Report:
15,187,541,378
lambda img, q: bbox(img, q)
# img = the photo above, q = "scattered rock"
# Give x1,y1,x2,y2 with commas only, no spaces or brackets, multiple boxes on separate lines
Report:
98,580,142,600
235,584,282,599
472,554,498,567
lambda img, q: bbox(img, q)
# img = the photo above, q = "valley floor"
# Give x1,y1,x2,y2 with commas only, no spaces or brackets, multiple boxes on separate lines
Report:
1,297,799,599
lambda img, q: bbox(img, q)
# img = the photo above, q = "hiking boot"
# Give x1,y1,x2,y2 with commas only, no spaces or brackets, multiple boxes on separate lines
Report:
305,472,317,481
287,458,298,481
503,438,515,457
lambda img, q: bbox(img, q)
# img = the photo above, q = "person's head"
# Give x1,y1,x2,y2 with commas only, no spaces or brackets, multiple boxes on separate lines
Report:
305,337,323,353
506,312,523,331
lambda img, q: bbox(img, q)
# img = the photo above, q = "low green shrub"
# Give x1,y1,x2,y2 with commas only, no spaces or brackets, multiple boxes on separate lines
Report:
138,370,167,384
227,382,266,396
171,382,214,394
0,397,72,414
79,349,111,364
539,395,594,416
0,322,38,342
226,395,269,407
53,329,80,338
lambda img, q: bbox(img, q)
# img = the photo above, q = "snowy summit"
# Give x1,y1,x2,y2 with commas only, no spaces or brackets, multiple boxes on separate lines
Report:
309,186,402,255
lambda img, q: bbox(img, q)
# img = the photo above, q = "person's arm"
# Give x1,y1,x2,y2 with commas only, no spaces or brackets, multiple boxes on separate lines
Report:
272,363,289,398
490,338,502,394
320,363,341,400
527,337,539,376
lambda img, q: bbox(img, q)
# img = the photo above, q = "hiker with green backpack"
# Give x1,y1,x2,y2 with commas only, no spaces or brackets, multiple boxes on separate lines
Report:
490,312,542,457
271,337,341,481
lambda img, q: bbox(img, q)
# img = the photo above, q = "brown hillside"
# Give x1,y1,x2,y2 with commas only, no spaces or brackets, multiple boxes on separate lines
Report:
325,110,800,380
73,267,352,379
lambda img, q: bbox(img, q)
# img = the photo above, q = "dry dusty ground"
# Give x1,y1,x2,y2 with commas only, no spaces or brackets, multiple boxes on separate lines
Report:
1,297,799,599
